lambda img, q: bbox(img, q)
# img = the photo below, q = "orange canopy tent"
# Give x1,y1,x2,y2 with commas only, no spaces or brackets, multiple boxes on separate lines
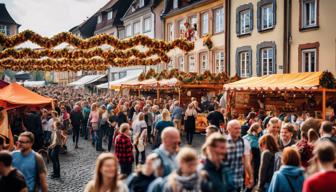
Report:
0,83,53,148
0,82,53,108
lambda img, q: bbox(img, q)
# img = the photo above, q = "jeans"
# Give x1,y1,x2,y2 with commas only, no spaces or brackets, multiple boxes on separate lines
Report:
50,145,61,176
120,163,132,176
44,131,52,145
72,125,80,145
135,146,146,165
107,128,115,152
186,128,195,145
95,129,103,151
147,126,152,143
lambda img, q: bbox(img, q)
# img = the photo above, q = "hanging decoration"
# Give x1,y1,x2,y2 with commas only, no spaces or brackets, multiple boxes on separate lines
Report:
0,30,194,51
183,21,195,41
0,47,170,62
0,58,163,71
319,71,335,89
202,34,213,50
138,69,239,84
0,30,194,71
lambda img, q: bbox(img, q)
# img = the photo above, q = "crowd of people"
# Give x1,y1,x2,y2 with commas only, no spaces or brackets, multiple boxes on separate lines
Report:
0,86,335,192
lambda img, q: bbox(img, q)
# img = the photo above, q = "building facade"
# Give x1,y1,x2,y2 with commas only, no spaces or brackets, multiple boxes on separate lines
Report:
0,3,20,36
290,0,336,73
229,0,336,77
162,0,226,74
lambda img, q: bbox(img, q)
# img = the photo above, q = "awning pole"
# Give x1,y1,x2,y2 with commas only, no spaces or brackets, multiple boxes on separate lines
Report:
138,89,141,97
322,88,326,120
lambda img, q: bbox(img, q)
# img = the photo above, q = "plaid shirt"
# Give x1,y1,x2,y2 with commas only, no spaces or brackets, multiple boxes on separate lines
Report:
223,135,245,189
115,133,134,164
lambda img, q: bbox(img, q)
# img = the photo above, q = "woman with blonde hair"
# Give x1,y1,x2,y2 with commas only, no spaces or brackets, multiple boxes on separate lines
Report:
184,103,197,145
154,109,174,148
85,153,128,192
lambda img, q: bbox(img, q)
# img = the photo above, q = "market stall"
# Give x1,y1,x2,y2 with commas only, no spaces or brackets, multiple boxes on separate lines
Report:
0,82,54,147
224,71,336,120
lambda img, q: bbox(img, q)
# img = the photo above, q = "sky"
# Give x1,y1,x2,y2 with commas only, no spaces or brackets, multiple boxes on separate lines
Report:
0,0,108,37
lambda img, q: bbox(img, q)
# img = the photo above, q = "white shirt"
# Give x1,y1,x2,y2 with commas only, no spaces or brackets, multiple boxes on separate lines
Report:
46,118,54,132
133,120,147,136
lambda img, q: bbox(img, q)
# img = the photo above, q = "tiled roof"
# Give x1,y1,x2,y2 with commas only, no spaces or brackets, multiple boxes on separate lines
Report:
0,3,20,25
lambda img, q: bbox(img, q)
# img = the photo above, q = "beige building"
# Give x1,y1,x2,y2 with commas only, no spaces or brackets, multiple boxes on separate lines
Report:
229,0,284,77
290,0,336,73
162,0,225,74
229,0,336,77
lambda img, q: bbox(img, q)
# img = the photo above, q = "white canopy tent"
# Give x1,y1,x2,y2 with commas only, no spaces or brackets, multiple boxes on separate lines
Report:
68,75,106,86
23,81,46,87
96,69,143,89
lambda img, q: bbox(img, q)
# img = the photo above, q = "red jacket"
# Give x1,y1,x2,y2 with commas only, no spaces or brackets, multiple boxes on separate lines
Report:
303,171,336,192
115,133,134,164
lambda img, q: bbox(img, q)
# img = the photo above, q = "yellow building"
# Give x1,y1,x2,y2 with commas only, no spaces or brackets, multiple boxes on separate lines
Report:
290,0,336,73
229,0,336,77
229,0,284,77
162,0,225,74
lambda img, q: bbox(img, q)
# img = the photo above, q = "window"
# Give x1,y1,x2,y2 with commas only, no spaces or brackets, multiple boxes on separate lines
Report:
178,20,185,37
200,52,208,73
190,15,197,30
107,11,113,20
167,60,174,70
257,42,276,76
143,17,151,32
173,0,178,9
240,52,250,77
214,8,224,33
302,49,316,72
215,51,225,73
167,23,174,41
240,10,251,34
97,15,102,23
139,0,145,8
261,4,273,30
133,21,140,35
126,24,132,37
261,48,274,75
119,71,127,79
189,55,195,72
236,3,253,36
0,25,7,35
178,56,184,72
302,0,317,28
201,12,209,36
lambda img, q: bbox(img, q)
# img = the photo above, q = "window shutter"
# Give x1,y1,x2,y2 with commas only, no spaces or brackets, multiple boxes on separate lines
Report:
257,3,261,31
248,49,253,77
273,0,277,27
250,6,254,31
235,49,241,76
256,46,261,76
236,9,240,35
273,44,277,74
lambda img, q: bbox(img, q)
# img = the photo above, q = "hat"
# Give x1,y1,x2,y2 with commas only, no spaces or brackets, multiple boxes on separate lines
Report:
107,104,113,112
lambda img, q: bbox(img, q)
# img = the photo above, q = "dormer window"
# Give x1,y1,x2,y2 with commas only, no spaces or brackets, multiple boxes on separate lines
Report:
107,11,113,20
97,15,102,23
173,0,178,9
139,0,145,8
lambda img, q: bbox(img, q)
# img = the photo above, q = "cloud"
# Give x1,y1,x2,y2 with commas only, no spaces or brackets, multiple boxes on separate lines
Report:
0,0,108,37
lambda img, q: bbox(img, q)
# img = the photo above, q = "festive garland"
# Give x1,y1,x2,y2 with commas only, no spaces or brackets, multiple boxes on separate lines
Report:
319,71,336,88
0,58,163,71
202,34,213,50
138,69,239,84
0,30,194,51
0,48,170,62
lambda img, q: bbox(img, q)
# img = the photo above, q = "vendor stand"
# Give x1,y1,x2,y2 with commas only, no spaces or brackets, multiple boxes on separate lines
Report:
224,71,336,121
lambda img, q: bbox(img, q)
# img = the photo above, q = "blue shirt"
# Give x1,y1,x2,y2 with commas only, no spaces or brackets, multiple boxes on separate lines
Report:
171,106,183,120
12,150,37,192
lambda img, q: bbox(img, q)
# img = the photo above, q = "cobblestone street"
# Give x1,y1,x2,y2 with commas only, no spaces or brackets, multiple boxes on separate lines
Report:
46,134,205,192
